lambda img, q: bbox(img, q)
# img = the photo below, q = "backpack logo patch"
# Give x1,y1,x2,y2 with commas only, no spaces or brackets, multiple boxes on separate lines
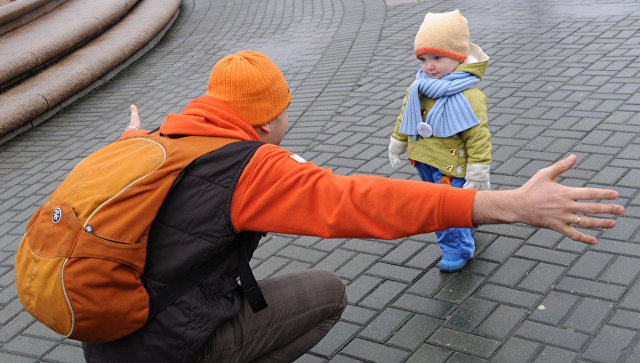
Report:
51,208,61,223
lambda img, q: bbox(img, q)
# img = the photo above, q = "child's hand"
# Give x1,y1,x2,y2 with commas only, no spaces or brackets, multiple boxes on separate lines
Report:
464,163,490,190
388,137,407,169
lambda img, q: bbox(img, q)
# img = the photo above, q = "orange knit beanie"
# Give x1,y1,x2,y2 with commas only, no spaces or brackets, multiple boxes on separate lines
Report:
206,51,291,126
414,10,469,62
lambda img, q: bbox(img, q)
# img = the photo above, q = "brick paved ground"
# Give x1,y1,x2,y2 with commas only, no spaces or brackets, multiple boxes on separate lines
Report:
1,0,640,361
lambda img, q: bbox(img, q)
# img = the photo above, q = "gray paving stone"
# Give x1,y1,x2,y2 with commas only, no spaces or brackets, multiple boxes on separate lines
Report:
358,280,407,310
325,355,360,363
563,298,614,334
600,216,640,241
381,240,424,265
359,307,409,342
476,284,542,309
0,298,23,326
526,229,564,248
20,322,62,341
252,254,291,279
315,249,356,272
336,253,378,280
0,283,17,305
340,338,408,363
444,297,496,331
449,351,487,363
582,325,636,363
405,243,443,270
274,260,312,276
434,274,485,304
567,251,614,279
0,312,34,343
514,245,579,266
530,291,579,325
405,343,451,363
489,257,536,286
476,224,536,241
427,327,501,359
619,280,640,310
516,320,589,351
0,352,33,363
609,309,640,331
591,166,628,185
392,293,454,319
0,267,15,287
314,238,348,252
477,237,524,264
253,235,292,259
517,263,566,294
406,266,454,297
2,335,57,359
591,239,640,258
345,275,382,304
532,345,577,363
475,304,528,340
464,259,498,277
309,321,360,359
367,262,421,283
296,354,324,363
340,305,376,326
277,244,327,264
387,313,440,350
488,337,540,363
555,276,627,301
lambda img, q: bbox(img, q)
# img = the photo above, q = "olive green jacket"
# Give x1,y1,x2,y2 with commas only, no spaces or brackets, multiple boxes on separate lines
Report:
392,56,491,178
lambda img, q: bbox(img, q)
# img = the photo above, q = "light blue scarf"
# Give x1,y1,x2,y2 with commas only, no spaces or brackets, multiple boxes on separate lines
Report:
399,70,481,140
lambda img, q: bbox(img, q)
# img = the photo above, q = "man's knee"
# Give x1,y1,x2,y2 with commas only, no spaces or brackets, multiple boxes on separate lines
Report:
314,269,347,317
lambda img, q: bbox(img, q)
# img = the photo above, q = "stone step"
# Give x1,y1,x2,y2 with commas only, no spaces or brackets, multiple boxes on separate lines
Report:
0,0,68,36
0,0,181,142
0,0,138,90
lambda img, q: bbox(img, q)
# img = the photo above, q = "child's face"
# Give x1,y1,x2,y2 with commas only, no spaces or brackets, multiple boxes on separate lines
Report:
418,53,461,79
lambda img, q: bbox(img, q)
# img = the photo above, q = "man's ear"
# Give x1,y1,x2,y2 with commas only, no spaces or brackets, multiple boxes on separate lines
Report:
258,122,271,134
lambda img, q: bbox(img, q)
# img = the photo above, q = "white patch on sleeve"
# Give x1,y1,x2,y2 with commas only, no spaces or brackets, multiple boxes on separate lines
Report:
289,154,307,163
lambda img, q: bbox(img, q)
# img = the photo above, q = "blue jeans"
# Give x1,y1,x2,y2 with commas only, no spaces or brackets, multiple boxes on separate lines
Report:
415,161,475,260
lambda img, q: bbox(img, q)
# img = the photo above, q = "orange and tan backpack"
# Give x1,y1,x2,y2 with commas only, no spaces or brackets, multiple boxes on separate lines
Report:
14,132,240,343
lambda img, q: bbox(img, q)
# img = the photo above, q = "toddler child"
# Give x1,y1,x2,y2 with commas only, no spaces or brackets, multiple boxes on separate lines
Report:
388,9,492,272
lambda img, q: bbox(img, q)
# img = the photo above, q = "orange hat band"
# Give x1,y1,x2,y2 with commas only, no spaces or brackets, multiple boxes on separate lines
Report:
414,47,467,63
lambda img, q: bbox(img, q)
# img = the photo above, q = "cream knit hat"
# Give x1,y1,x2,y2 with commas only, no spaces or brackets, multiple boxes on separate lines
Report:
414,10,469,62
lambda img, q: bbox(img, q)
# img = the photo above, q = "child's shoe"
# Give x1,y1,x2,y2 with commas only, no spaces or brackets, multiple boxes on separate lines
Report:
438,256,469,272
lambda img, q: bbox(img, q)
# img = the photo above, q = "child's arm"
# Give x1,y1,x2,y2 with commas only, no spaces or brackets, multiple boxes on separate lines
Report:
388,86,411,168
460,89,492,189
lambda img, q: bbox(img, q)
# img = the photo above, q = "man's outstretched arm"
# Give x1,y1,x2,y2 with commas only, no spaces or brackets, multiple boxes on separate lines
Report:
125,104,624,245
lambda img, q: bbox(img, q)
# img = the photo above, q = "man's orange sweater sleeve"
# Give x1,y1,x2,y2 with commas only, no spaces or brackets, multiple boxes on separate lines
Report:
231,144,476,239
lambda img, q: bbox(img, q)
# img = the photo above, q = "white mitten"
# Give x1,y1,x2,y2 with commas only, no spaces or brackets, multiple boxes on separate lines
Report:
388,136,407,169
463,163,491,190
